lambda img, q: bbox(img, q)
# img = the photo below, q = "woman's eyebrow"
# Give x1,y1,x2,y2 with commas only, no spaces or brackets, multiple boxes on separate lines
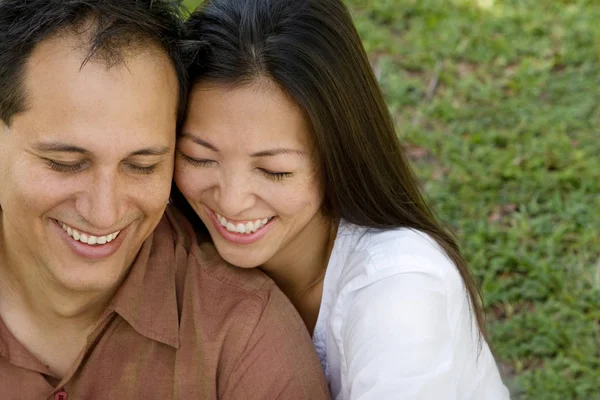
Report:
250,148,306,157
180,132,305,157
180,132,218,151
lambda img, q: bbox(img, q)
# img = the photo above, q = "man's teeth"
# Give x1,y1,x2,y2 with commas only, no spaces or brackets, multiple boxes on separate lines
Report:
215,213,272,234
61,223,120,246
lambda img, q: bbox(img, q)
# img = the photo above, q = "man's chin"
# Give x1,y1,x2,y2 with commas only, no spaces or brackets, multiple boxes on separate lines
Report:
47,256,130,294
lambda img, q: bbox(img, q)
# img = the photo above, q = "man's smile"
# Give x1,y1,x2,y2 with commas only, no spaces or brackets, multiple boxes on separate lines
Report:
56,220,121,245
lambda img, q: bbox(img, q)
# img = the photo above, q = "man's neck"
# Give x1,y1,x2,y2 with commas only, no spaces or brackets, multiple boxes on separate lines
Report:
0,234,113,335
0,226,117,378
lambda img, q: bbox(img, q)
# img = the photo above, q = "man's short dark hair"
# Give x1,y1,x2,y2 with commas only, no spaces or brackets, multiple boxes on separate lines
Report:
0,0,187,126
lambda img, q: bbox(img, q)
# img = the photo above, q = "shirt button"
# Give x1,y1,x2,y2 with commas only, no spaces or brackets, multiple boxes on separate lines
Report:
55,391,68,400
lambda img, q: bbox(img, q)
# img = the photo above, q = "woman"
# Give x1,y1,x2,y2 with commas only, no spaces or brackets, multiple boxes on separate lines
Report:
173,0,510,398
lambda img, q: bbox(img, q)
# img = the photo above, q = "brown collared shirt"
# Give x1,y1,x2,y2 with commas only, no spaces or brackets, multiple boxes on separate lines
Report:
0,206,330,399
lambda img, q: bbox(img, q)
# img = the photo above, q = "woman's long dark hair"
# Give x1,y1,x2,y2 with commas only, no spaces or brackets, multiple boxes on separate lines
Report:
173,0,486,335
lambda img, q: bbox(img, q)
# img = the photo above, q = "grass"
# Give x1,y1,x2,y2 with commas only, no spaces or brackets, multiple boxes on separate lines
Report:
184,1,600,398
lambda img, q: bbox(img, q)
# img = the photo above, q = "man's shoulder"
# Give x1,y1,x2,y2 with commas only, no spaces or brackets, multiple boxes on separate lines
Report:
146,206,329,398
162,204,278,303
159,206,299,369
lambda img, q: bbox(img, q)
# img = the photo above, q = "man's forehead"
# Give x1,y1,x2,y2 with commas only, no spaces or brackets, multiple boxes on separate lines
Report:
23,30,177,107
11,35,177,150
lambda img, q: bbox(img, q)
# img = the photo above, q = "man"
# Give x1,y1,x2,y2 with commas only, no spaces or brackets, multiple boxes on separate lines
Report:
0,1,329,398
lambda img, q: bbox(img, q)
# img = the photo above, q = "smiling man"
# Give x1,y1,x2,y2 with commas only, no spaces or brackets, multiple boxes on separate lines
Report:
0,1,329,399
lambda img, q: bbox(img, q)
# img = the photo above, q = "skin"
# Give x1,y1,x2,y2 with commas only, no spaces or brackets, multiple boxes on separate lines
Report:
0,32,178,378
175,79,336,331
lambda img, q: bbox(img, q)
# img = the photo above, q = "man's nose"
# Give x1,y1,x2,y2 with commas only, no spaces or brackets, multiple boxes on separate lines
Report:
77,169,122,230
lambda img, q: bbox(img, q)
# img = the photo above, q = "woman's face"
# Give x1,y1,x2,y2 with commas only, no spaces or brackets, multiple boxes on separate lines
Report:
175,80,325,268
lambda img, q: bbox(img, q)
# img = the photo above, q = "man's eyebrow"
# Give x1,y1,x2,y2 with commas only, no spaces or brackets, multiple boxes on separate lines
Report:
128,146,171,157
181,133,218,151
33,142,90,155
33,142,171,157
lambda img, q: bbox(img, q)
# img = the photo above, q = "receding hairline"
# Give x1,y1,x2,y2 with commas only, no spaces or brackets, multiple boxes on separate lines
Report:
15,18,178,119
45,16,174,70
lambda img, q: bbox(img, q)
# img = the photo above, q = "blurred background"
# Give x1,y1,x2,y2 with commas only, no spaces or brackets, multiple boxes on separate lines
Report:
183,0,600,398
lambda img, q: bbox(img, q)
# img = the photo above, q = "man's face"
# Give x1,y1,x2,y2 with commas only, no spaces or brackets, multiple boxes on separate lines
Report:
0,33,178,294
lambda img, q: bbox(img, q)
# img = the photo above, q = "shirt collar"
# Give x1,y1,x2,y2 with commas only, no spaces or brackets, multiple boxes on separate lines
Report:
109,214,180,349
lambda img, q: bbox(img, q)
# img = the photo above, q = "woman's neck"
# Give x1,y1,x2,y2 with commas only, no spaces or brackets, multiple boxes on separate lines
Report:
260,214,338,333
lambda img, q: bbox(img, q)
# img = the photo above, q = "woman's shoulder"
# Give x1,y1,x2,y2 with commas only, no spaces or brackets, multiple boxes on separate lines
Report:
333,221,461,290
324,222,508,400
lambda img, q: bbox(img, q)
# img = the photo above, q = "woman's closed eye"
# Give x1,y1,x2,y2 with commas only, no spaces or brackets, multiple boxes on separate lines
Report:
178,151,292,181
256,168,293,181
178,152,217,167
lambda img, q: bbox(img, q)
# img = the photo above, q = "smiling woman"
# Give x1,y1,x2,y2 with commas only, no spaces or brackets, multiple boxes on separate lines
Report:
172,0,511,398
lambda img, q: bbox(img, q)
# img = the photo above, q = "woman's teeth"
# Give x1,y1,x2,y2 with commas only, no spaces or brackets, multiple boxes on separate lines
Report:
60,222,120,245
215,213,272,234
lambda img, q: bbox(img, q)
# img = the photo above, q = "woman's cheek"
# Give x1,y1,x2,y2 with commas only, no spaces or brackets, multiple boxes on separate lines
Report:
268,179,323,216
174,163,205,197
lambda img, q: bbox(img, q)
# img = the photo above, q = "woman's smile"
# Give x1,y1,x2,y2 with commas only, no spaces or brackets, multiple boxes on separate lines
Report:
206,206,276,245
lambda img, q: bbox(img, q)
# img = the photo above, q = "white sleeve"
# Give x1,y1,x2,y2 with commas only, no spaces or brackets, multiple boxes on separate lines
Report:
341,271,459,400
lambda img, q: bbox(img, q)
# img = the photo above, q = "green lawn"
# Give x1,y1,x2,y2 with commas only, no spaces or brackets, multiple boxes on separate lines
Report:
184,1,600,398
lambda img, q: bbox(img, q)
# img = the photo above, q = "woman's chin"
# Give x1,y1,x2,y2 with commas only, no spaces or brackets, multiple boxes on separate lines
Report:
225,259,260,269
215,245,265,269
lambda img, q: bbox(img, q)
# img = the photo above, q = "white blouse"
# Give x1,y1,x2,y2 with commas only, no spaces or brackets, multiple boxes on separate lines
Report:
312,220,510,399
